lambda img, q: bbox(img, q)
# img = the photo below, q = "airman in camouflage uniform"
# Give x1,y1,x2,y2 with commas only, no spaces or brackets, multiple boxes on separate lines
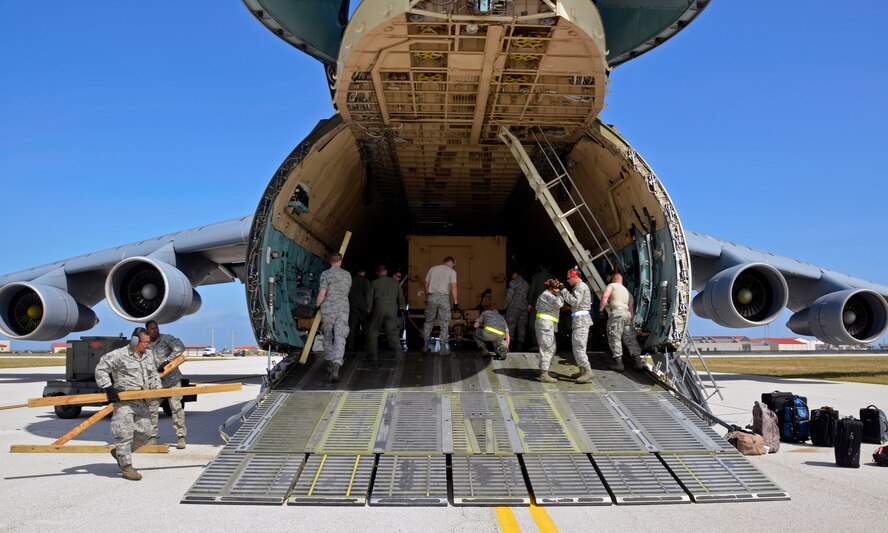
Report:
146,320,187,449
473,308,510,360
423,257,458,355
535,279,564,382
560,269,595,383
526,264,553,349
317,252,351,382
366,265,405,361
599,272,644,371
95,328,160,481
504,272,529,351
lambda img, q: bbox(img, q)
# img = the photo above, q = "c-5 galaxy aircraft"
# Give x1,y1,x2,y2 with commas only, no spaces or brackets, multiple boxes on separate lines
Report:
2,1,886,351
1,0,886,506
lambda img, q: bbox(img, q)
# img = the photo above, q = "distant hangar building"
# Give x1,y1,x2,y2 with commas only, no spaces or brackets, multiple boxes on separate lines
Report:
693,336,769,352
693,336,818,352
184,345,210,357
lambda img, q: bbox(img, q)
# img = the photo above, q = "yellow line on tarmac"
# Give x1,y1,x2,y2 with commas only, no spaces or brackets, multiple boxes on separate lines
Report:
495,507,521,533
529,503,559,533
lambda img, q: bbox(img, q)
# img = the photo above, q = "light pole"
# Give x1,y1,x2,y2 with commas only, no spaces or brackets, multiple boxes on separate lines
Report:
211,327,216,352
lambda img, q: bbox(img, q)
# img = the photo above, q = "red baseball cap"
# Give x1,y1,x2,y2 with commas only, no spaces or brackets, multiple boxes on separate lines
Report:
567,269,579,279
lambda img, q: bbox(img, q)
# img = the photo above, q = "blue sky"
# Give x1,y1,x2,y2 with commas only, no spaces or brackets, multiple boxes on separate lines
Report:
1,2,887,349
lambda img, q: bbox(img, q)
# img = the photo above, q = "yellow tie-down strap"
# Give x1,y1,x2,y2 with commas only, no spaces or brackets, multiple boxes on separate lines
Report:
536,312,559,323
484,326,506,336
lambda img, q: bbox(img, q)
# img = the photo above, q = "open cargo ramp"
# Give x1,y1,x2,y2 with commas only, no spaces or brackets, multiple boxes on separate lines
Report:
184,352,787,506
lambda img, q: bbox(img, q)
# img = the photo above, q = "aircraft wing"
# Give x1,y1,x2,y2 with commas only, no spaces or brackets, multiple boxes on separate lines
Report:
685,230,888,344
4,219,886,346
0,217,253,341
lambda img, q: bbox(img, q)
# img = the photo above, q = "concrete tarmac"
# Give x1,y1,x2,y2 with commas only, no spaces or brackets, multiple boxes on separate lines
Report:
1,357,885,532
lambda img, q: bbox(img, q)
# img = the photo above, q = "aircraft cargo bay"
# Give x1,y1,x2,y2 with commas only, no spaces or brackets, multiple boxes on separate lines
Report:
184,351,787,506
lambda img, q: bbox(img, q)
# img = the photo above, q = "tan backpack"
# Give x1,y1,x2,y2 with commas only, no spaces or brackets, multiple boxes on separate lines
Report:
752,401,780,453
726,430,766,455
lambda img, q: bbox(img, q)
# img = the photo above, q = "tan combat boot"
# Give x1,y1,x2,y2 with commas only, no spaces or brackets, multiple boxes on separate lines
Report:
121,465,142,481
631,355,646,371
575,365,595,383
609,358,625,372
177,437,186,450
329,363,341,383
538,371,557,383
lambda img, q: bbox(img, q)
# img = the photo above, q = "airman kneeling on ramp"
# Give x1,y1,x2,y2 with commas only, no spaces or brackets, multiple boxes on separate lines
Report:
473,307,510,360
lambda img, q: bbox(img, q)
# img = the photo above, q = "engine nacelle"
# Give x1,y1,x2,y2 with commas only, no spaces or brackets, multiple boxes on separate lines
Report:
105,257,196,323
692,263,788,328
0,282,99,340
787,289,888,345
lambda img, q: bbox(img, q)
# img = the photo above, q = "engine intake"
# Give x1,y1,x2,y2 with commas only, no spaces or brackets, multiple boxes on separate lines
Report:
692,263,788,328
105,257,197,323
0,282,98,340
787,289,888,345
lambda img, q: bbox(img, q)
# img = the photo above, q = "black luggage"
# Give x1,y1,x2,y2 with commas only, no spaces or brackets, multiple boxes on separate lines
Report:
761,391,798,413
834,417,864,468
874,445,888,466
780,396,810,442
859,405,888,444
810,406,840,447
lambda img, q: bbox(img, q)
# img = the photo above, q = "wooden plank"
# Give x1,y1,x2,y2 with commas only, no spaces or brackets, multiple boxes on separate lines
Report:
50,354,188,446
54,405,114,445
299,230,352,365
10,444,170,454
29,383,241,407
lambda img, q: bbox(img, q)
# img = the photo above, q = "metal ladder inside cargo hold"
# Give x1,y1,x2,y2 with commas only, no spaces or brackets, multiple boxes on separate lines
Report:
498,126,618,296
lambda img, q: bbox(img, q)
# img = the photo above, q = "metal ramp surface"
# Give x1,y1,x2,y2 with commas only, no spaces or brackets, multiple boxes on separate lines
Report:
370,455,448,506
522,454,611,505
187,352,787,506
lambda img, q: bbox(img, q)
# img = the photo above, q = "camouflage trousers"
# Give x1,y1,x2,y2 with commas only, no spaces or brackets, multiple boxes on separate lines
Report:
504,306,527,344
535,321,557,372
473,328,506,351
423,293,451,349
607,313,642,359
368,310,403,358
321,308,350,365
569,315,592,368
111,399,152,468
149,396,186,440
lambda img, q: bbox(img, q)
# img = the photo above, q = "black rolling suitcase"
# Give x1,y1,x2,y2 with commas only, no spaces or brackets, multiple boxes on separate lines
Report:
762,391,796,413
834,417,864,468
810,406,839,447
859,405,888,444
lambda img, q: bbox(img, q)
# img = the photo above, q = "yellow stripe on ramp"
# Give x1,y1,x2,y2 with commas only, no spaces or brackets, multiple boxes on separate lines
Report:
529,503,559,533
495,507,521,533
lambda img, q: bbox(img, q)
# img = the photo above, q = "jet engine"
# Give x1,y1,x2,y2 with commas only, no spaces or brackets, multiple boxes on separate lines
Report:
0,282,98,340
105,257,199,323
787,289,888,345
692,263,788,328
